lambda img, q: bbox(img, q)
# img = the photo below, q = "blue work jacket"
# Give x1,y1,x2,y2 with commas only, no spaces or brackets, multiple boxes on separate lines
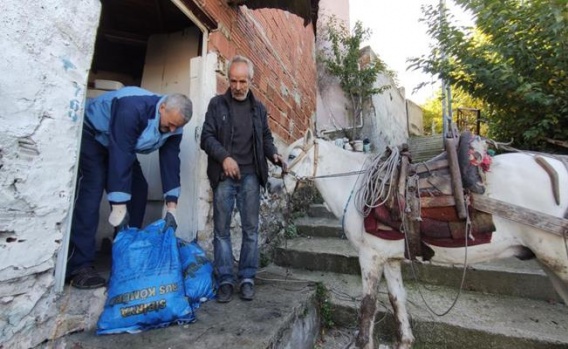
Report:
84,87,182,204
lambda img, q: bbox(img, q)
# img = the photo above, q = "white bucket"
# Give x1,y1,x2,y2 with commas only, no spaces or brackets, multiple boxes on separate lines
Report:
334,138,344,148
353,140,364,152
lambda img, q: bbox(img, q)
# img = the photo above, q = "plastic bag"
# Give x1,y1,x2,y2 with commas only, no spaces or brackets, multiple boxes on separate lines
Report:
97,220,194,334
177,238,217,309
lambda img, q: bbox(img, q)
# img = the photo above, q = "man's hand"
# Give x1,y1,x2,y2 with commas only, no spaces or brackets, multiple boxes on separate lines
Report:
164,204,177,231
109,204,128,229
222,157,240,179
273,154,288,173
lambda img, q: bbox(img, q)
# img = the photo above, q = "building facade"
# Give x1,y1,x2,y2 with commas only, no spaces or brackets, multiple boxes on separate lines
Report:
0,1,317,347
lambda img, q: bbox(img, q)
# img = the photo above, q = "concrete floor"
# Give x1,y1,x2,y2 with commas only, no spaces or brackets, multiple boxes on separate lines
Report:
39,268,321,349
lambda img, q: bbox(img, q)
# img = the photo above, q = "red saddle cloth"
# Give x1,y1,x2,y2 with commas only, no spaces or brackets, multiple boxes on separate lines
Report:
363,201,494,248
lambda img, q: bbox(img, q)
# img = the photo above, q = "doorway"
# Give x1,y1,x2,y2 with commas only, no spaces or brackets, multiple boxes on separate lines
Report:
57,0,210,291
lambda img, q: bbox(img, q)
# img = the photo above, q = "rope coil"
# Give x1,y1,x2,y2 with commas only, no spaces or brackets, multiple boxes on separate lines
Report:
354,147,401,217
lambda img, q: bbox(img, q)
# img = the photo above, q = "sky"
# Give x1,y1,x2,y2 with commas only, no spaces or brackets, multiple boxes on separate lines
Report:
349,0,472,105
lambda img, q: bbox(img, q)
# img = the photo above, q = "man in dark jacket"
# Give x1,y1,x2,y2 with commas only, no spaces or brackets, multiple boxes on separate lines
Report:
67,86,192,289
201,55,286,302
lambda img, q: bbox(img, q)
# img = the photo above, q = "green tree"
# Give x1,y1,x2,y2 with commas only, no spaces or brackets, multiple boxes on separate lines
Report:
318,16,390,140
409,0,568,150
422,87,489,135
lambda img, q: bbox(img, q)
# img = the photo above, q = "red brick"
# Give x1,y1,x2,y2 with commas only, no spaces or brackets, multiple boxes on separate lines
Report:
202,4,316,141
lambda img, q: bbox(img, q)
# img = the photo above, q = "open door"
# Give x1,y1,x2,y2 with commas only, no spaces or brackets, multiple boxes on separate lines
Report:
55,0,214,291
137,27,201,240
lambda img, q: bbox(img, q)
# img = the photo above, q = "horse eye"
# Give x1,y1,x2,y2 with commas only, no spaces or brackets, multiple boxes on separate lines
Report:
288,154,296,160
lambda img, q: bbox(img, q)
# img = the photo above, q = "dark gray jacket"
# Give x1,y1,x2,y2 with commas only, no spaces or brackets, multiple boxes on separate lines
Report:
200,89,278,189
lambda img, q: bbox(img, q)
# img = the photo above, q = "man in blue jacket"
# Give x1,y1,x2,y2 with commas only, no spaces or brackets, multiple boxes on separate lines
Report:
201,56,286,302
67,87,193,289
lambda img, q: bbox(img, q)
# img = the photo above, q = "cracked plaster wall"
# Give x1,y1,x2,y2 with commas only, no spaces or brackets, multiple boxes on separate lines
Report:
315,0,417,146
0,1,100,347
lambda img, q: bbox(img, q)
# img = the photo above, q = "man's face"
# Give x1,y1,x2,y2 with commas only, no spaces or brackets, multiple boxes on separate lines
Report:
159,104,186,133
229,62,250,101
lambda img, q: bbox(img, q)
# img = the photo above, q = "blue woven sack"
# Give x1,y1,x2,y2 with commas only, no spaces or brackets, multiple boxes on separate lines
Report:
97,220,194,334
177,238,217,309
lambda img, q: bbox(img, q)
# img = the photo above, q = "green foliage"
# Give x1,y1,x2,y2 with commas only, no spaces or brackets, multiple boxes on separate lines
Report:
409,0,568,150
318,16,390,140
422,87,489,135
259,251,271,268
315,282,335,330
289,184,320,217
281,184,320,240
284,223,298,239
422,92,444,135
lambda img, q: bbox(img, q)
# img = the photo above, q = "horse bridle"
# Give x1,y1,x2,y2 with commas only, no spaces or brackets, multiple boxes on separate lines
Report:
285,138,319,182
284,138,371,184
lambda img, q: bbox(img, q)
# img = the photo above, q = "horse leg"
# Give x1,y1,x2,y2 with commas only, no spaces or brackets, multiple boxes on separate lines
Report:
537,260,568,304
354,248,384,349
384,260,414,349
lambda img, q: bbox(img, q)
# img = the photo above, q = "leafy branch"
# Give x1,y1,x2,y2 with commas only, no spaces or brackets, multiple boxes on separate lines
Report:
317,16,390,140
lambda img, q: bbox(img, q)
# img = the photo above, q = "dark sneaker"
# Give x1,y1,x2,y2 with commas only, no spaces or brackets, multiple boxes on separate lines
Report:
217,284,234,303
69,266,106,289
240,282,254,301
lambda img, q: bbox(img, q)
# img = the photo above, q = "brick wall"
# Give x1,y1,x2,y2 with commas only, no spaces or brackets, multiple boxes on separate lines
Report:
202,2,316,142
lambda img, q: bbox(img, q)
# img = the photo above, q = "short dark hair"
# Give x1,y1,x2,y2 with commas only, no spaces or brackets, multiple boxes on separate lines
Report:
163,94,193,123
228,55,254,80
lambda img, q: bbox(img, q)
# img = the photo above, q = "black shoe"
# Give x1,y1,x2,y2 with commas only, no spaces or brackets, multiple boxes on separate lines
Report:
240,282,254,301
68,266,106,289
217,284,233,303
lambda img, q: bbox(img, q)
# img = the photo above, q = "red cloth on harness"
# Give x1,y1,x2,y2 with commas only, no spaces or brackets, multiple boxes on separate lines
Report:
363,204,493,248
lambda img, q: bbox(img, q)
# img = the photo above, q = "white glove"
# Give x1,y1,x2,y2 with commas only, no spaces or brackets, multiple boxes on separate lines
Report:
108,204,127,227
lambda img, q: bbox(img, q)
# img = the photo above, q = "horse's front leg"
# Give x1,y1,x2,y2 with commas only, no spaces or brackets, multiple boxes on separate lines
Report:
354,247,384,349
384,260,414,349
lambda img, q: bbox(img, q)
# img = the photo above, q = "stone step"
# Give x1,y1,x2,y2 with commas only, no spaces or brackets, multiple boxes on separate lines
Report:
274,236,560,302
295,216,344,238
408,141,444,149
264,265,568,349
408,134,444,144
37,272,319,349
307,203,336,219
408,135,445,162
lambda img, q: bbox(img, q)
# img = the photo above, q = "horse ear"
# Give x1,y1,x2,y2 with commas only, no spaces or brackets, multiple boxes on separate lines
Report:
304,129,314,144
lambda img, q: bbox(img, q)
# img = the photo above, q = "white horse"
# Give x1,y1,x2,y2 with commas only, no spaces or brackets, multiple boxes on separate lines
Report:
282,130,568,349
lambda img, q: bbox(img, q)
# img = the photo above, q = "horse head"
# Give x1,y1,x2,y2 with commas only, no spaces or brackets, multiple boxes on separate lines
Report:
282,129,318,194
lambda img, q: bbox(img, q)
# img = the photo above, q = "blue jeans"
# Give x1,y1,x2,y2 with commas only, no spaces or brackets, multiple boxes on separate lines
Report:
213,174,260,286
67,127,148,277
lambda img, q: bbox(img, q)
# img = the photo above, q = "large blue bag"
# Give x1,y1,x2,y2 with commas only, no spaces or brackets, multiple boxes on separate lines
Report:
177,238,217,309
97,220,194,334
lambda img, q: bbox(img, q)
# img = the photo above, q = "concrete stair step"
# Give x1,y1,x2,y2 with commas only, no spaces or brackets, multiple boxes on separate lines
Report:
408,135,445,162
38,272,320,349
308,204,336,219
274,237,560,302
264,265,568,349
409,134,444,143
295,216,343,238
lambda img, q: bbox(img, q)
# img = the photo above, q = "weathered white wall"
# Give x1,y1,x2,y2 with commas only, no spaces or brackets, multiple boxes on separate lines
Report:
315,0,351,134
366,74,410,153
0,1,100,348
407,99,424,136
315,1,418,147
